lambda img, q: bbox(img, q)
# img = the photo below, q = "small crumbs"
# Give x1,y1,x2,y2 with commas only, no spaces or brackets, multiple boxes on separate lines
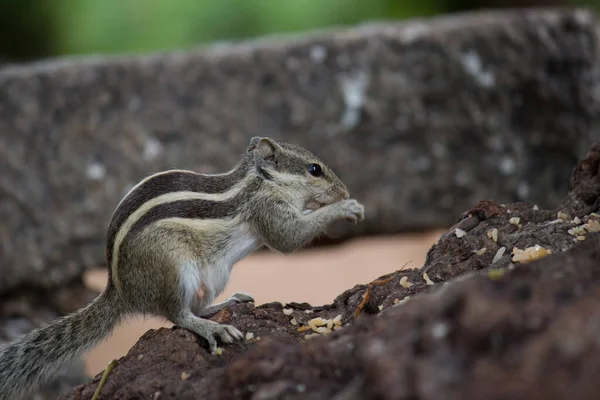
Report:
509,217,520,225
307,317,327,329
492,246,506,264
304,309,314,314
512,245,552,263
474,247,487,255
282,308,293,316
378,304,383,311
568,225,587,236
557,211,569,221
587,219,600,232
137,354,144,360
305,333,320,340
577,235,586,241
423,272,434,285
327,319,334,330
245,332,254,341
213,347,224,356
573,216,582,224
304,315,343,334
393,298,400,304
400,276,413,288
487,228,499,242
290,317,298,325
181,372,191,381
154,391,162,400
533,205,539,211
316,326,332,334
455,228,467,238
488,269,506,280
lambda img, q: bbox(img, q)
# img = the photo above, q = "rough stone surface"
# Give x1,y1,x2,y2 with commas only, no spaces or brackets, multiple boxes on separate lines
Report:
1,8,600,293
61,141,600,399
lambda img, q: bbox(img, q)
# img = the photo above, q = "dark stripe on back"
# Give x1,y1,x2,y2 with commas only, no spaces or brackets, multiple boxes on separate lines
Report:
106,156,252,267
116,198,241,267
128,197,240,239
110,175,263,273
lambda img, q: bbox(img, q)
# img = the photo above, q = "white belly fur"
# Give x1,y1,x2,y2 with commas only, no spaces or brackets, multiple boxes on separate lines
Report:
176,220,260,308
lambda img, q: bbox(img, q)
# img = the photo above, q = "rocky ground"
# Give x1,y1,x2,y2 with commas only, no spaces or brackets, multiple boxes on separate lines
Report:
61,142,600,399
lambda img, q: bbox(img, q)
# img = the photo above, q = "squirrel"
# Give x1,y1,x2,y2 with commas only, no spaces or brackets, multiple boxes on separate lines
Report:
0,136,365,400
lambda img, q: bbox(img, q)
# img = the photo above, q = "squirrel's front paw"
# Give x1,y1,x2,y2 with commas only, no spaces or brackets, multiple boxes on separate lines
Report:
338,199,365,224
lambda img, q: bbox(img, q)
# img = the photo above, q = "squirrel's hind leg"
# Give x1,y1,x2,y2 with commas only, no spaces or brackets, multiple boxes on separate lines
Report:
170,309,244,353
174,262,246,352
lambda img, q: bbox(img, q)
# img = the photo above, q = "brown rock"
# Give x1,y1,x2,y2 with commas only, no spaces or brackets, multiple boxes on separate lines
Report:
561,140,600,214
1,8,599,294
61,140,600,399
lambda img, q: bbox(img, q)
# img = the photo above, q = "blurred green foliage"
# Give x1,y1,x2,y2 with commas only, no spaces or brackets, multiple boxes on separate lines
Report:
0,0,597,62
54,0,442,56
50,0,439,53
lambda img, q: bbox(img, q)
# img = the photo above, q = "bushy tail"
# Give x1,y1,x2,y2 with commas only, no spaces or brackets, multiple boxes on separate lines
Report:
0,287,122,400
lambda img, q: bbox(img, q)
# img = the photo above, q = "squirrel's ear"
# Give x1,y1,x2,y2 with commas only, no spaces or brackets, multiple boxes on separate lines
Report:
253,137,280,168
247,136,262,151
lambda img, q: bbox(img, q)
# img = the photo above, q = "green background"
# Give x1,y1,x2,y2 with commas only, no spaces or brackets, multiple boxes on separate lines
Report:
0,0,592,62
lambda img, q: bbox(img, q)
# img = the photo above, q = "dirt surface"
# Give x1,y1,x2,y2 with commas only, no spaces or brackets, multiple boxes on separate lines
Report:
62,142,600,400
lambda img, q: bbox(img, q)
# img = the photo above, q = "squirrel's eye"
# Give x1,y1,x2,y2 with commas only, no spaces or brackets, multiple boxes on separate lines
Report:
307,163,323,177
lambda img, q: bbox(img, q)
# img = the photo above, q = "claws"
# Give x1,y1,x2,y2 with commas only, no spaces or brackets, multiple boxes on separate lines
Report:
229,292,254,303
339,199,365,224
206,323,245,351
224,325,244,340
177,313,247,354
206,336,218,353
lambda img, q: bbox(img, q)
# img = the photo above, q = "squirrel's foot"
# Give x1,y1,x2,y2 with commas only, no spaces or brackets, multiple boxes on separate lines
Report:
227,291,254,303
203,322,244,354
210,323,244,344
175,313,244,353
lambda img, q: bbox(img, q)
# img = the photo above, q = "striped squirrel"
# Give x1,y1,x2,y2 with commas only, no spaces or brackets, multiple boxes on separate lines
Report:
0,136,365,399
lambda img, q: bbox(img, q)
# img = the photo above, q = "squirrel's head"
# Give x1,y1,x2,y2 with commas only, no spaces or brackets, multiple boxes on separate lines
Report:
247,136,350,212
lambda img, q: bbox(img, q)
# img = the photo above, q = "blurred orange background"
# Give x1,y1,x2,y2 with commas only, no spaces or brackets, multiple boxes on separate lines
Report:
83,231,442,376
